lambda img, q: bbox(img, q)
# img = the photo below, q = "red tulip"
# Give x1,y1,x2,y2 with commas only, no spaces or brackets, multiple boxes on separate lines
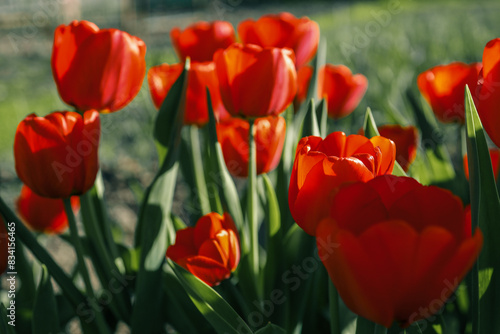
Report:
319,64,368,120
0,217,8,275
294,65,313,110
214,43,297,118
170,21,236,62
316,175,483,328
463,147,500,181
167,212,240,286
14,110,100,198
52,20,146,113
148,62,228,126
478,39,500,148
376,125,418,172
217,116,286,177
16,185,80,234
238,12,319,68
289,132,396,235
417,62,481,124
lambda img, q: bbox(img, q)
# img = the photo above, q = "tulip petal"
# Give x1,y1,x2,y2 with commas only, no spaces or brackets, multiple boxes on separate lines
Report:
184,256,231,287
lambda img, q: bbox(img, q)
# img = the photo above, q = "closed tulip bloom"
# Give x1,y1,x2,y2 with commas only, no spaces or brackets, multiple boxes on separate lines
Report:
319,64,368,120
16,185,80,234
417,62,481,124
238,12,319,68
148,62,228,126
294,65,313,111
0,217,7,275
52,20,146,113
14,110,100,198
478,39,500,148
214,43,297,118
316,175,483,328
217,116,286,177
167,212,240,286
289,132,395,235
463,148,500,181
170,21,236,62
377,125,418,172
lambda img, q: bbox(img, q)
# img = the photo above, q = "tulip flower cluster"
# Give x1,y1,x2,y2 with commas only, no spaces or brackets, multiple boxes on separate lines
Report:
1,10,498,334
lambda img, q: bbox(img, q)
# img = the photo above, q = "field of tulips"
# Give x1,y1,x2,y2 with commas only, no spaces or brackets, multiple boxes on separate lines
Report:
1,1,500,334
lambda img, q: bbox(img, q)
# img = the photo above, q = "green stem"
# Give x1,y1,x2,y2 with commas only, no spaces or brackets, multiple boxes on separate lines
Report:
374,323,388,334
189,125,211,215
80,192,131,321
329,281,341,334
247,119,260,287
63,198,111,334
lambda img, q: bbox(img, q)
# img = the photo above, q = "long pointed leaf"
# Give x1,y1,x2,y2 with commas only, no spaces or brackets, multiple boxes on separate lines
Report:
464,85,500,334
32,265,60,334
131,60,189,333
169,260,253,334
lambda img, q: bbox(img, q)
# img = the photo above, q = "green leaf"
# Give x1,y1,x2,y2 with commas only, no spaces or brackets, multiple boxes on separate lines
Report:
262,174,282,298
406,90,455,184
255,323,286,334
204,88,246,251
169,260,253,334
32,265,60,334
464,85,500,334
131,60,188,333
316,98,328,138
362,108,407,176
0,304,16,334
302,99,320,137
355,316,377,334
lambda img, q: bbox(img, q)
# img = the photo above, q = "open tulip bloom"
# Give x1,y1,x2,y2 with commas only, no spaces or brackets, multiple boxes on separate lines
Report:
2,13,500,334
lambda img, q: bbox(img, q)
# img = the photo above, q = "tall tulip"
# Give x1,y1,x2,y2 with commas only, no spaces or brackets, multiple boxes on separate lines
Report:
417,62,481,124
17,185,80,234
148,61,228,126
14,110,100,198
217,115,286,177
316,175,483,328
171,21,236,62
214,43,297,118
478,38,500,148
167,212,240,287
319,64,368,120
52,20,146,113
289,132,395,235
238,12,319,68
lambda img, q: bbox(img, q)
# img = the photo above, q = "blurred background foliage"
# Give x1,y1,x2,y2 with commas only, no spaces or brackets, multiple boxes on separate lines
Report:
0,0,499,223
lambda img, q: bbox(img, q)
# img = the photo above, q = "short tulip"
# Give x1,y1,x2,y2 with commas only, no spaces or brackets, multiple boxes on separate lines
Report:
214,43,297,118
217,116,286,177
148,62,228,126
417,62,481,124
170,21,236,62
17,185,80,234
14,110,100,198
289,132,395,235
463,147,500,181
238,12,319,68
478,38,500,148
319,64,368,120
167,212,240,286
52,20,146,113
316,175,483,328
